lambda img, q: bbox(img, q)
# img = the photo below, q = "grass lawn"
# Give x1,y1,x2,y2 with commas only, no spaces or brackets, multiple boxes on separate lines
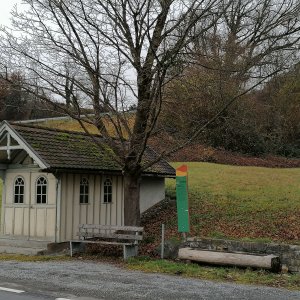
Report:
165,162,300,242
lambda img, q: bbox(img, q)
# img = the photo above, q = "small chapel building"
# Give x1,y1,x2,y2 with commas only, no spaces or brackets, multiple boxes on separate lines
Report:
0,121,175,244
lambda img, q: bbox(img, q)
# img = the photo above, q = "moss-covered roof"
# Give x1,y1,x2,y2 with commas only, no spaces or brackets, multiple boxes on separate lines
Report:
11,123,175,176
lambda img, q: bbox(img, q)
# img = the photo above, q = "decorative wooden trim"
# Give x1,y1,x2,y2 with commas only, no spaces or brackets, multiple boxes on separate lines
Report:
0,121,49,169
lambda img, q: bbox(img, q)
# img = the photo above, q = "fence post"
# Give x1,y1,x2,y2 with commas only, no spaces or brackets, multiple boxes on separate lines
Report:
161,224,165,259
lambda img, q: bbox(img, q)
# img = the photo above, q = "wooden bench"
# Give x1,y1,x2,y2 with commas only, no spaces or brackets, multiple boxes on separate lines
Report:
70,224,144,260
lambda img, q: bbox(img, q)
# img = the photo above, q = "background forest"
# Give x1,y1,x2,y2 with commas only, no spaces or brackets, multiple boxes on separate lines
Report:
1,63,299,157
161,63,300,157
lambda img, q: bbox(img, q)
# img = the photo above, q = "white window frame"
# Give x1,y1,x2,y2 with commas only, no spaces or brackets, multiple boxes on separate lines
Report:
14,176,25,204
80,177,89,204
36,176,48,204
103,177,113,204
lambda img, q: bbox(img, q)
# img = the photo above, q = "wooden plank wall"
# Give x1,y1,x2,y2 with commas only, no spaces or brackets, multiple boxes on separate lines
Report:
59,174,124,241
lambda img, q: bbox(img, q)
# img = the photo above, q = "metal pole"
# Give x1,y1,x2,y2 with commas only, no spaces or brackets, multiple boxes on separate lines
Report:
161,224,165,259
182,232,187,242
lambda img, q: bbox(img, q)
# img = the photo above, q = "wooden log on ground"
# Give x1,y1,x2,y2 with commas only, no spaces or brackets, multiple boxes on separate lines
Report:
178,248,281,272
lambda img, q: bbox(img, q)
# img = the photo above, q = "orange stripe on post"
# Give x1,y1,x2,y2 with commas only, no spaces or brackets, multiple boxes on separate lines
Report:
176,164,188,177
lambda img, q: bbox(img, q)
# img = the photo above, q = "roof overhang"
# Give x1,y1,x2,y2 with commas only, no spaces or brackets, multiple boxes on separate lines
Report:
45,167,123,175
46,167,175,178
142,172,176,178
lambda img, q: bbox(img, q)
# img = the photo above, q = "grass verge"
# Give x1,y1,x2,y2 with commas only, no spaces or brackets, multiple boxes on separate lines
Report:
125,257,300,290
0,254,71,262
1,251,300,291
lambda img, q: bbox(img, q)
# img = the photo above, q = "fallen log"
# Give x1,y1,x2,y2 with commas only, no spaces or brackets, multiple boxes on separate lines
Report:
178,248,281,272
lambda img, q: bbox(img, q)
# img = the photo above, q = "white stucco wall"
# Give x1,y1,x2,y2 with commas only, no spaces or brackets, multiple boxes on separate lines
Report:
2,168,57,241
140,177,165,213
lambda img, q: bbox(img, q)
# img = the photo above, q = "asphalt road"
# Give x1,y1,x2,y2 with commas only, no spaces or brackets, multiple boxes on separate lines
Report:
0,290,51,300
0,260,300,300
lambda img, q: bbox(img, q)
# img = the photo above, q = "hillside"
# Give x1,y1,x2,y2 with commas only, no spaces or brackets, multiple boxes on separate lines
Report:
26,118,300,168
149,134,300,168
32,114,135,138
168,144,300,168
140,162,300,256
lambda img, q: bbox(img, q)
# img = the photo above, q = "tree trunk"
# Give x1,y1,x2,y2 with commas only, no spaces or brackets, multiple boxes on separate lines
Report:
178,249,281,272
123,173,141,226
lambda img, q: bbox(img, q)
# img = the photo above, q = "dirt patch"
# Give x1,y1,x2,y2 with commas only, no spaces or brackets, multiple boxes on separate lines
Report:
140,198,180,257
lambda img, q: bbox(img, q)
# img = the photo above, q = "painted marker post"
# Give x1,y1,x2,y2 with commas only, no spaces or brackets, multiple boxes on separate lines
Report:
176,165,190,240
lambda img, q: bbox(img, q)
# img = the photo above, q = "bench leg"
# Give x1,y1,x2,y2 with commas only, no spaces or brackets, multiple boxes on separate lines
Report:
69,242,86,256
70,241,73,257
123,245,138,260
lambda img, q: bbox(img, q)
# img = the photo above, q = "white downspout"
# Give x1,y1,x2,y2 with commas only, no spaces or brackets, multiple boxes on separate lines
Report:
55,175,62,243
0,172,6,234
28,171,32,240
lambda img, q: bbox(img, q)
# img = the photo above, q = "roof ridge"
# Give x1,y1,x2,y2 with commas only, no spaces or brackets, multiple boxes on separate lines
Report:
10,122,102,138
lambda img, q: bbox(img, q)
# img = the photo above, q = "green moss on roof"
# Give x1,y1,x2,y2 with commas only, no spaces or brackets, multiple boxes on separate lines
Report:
57,132,71,141
10,123,175,176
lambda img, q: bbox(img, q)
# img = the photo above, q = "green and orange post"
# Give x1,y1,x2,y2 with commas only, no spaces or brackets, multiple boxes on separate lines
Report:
176,165,190,240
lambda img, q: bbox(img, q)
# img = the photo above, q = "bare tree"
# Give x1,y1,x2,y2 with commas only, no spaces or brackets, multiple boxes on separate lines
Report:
0,72,32,121
196,0,300,81
0,0,225,225
162,0,300,148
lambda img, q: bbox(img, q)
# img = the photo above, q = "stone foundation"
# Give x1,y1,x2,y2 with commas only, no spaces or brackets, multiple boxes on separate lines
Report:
185,237,300,273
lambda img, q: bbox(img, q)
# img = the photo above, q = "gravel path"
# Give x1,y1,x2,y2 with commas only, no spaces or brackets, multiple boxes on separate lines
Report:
0,260,300,300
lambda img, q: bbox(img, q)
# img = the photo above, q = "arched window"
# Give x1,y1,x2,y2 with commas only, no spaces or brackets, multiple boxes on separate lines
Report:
14,176,25,204
36,176,47,204
103,178,112,203
80,177,89,204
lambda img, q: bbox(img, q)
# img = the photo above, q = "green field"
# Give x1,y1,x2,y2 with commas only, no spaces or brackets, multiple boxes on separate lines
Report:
166,162,300,242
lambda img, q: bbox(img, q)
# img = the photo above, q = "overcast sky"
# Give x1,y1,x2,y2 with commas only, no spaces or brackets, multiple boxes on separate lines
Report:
0,0,20,26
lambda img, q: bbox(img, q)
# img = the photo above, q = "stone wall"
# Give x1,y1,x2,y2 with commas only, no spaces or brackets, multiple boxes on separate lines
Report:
185,237,300,273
